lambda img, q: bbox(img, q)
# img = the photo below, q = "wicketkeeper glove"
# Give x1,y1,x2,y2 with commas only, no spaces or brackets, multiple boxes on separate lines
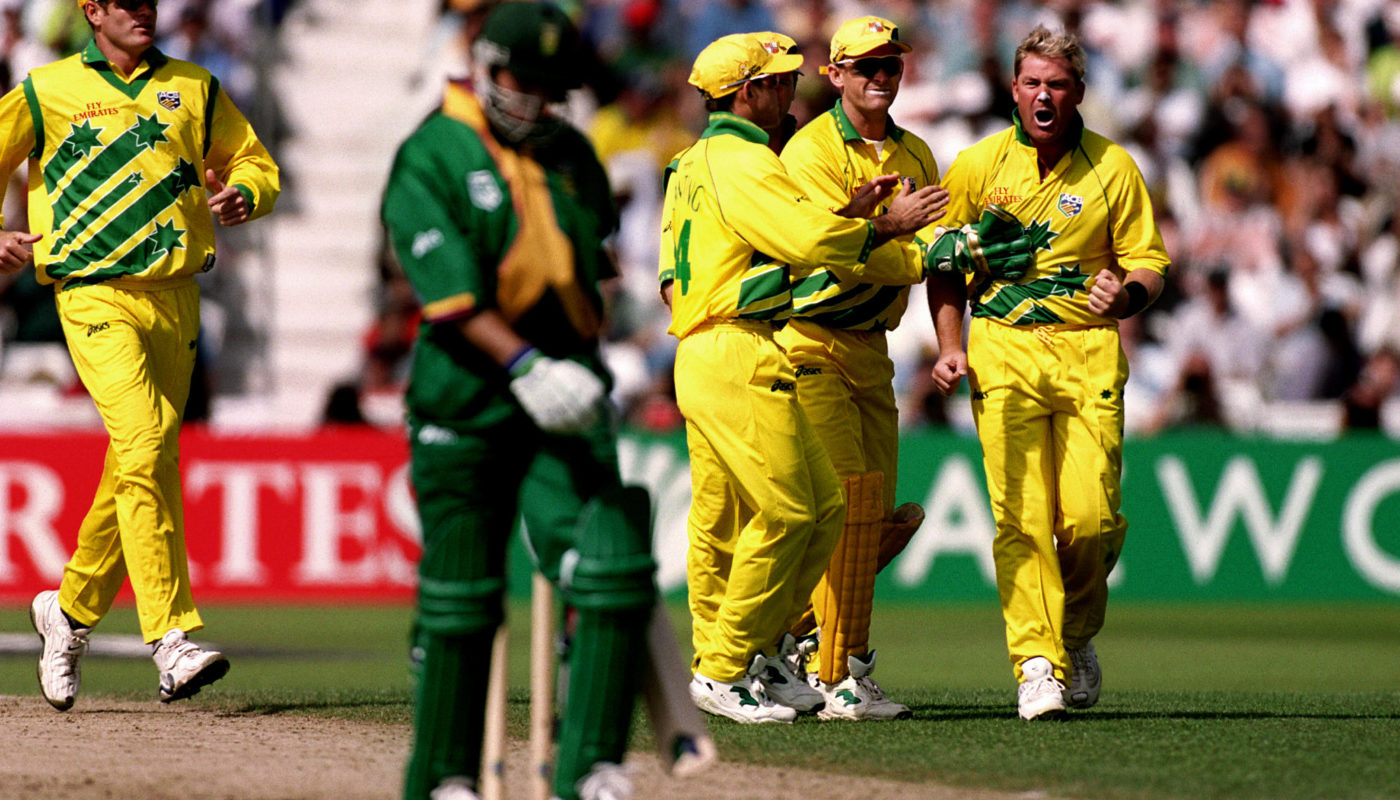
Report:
507,347,606,434
926,204,1035,281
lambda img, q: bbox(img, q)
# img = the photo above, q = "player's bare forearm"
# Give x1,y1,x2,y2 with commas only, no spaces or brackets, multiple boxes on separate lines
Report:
456,309,530,367
928,272,968,395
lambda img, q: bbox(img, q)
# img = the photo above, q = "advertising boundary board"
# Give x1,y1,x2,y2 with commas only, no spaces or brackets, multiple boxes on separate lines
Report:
0,428,1396,603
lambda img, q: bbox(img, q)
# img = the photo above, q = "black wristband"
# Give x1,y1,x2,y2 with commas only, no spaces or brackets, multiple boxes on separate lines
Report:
1121,281,1150,318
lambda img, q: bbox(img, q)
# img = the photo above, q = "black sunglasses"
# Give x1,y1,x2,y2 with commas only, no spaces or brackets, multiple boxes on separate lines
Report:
840,56,903,79
108,0,157,10
747,72,801,91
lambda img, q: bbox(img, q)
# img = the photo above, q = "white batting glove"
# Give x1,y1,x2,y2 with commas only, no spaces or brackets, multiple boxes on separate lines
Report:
507,348,605,434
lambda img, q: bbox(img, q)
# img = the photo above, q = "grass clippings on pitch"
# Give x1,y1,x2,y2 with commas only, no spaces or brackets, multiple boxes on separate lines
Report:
2,602,1397,800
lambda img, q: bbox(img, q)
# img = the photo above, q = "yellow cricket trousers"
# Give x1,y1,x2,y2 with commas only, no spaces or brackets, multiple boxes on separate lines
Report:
777,320,898,501
55,279,203,643
675,321,844,682
967,318,1127,683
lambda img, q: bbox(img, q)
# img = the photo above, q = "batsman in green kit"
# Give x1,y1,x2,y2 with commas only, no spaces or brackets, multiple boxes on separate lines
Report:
2,0,278,711
927,25,1170,721
381,5,654,799
661,33,943,725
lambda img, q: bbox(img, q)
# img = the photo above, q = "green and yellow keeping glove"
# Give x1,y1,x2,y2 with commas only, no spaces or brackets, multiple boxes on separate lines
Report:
926,204,1035,281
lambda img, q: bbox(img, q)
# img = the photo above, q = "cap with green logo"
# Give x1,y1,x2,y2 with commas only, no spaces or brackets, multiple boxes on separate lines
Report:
474,1,583,94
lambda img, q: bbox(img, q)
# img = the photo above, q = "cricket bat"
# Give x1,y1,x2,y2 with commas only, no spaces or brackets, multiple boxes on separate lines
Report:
530,573,555,800
480,623,508,800
641,603,717,777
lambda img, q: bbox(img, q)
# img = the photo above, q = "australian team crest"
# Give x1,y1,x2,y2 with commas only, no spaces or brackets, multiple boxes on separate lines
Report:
1058,193,1083,218
157,91,181,111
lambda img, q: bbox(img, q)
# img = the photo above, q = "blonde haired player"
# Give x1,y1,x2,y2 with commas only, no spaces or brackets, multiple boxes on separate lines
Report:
660,32,945,724
1,0,278,710
775,14,949,721
927,25,1169,720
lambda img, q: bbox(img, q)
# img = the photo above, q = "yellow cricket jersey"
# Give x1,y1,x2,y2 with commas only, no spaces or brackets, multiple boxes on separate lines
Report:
941,112,1169,326
659,112,922,339
780,102,939,331
0,41,279,288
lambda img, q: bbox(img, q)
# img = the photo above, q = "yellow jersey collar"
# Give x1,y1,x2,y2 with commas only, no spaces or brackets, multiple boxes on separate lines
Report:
1012,108,1084,148
700,112,769,147
828,100,905,143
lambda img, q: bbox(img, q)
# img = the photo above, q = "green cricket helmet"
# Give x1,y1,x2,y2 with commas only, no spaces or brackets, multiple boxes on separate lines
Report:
472,1,583,98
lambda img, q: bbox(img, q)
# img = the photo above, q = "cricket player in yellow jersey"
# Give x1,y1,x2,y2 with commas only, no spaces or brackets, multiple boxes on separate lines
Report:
776,15,946,721
927,25,1169,721
0,0,278,711
660,32,944,724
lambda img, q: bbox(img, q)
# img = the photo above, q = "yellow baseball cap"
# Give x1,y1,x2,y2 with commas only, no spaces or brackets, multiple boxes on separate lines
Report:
689,32,804,100
828,16,911,63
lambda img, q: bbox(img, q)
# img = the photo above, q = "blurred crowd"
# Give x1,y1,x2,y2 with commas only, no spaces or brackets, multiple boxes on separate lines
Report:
0,0,293,419
363,0,1400,436
550,0,1400,437
1,0,1396,437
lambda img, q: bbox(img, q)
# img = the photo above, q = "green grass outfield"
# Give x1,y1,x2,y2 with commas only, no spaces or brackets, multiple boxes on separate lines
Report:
3,601,1398,799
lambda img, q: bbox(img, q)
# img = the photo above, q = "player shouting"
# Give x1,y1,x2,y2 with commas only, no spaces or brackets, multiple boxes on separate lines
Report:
927,25,1170,721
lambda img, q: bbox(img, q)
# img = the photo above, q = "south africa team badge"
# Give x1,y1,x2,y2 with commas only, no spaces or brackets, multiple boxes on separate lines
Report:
1058,193,1083,218
157,91,181,111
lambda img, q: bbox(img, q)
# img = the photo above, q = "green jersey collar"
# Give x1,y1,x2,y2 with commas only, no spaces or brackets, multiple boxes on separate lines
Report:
701,112,770,146
81,40,166,96
1011,108,1084,147
828,100,906,143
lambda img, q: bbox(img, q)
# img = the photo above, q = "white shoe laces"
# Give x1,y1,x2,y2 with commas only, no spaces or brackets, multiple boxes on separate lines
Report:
1021,675,1064,701
856,675,886,701
155,634,202,670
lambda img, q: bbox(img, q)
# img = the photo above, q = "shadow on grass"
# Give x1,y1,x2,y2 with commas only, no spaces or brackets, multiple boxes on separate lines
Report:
226,691,412,717
907,703,1400,722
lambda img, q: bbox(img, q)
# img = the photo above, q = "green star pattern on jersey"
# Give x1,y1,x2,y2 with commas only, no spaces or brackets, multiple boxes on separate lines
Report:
43,110,193,283
62,120,103,160
974,263,1093,325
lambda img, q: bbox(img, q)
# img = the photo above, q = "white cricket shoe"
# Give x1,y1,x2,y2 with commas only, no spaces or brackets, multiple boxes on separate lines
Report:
575,761,632,800
1065,642,1101,709
430,777,480,800
817,650,911,721
1017,656,1068,721
29,590,90,711
689,656,797,723
153,628,230,703
762,634,825,713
